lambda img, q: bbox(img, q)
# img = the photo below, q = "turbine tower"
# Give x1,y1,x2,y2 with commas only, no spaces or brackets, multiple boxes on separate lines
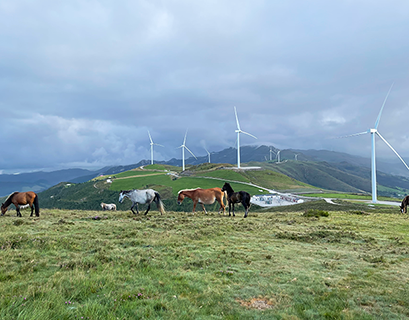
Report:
148,131,163,165
269,147,274,161
277,150,281,163
234,107,257,169
204,147,211,163
178,130,197,171
343,84,409,203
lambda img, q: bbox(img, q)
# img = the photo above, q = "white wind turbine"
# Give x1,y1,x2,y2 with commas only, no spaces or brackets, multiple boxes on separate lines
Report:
342,84,409,203
269,147,281,163
178,130,197,171
204,147,211,163
269,147,274,161
234,107,257,169
148,131,164,165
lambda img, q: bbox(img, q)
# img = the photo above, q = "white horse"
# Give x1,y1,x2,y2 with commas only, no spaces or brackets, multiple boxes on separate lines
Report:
119,189,165,215
100,202,117,211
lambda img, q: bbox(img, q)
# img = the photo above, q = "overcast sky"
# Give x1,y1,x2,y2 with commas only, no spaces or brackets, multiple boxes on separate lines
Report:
1,0,409,173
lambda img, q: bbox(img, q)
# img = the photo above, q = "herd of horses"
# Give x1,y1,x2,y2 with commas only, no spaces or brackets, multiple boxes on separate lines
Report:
2,185,409,218
0,182,251,218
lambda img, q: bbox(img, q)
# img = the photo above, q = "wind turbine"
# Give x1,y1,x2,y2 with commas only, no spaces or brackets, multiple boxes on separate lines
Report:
269,147,274,161
204,147,211,163
234,107,257,169
342,84,409,203
178,130,197,171
148,131,163,165
277,150,281,163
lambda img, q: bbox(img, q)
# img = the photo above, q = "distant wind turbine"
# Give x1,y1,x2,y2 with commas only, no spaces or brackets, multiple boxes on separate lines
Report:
234,107,257,169
148,131,163,165
341,84,409,203
269,147,281,163
204,147,211,163
178,130,197,171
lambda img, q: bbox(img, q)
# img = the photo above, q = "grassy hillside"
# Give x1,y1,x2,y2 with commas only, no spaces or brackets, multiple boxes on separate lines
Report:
20,164,318,212
0,205,408,319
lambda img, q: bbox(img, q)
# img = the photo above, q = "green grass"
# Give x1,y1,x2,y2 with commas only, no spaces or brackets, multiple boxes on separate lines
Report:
302,193,400,202
1,205,409,319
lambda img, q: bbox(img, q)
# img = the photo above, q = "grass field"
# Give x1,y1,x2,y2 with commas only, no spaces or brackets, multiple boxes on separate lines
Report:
301,193,400,202
1,204,408,319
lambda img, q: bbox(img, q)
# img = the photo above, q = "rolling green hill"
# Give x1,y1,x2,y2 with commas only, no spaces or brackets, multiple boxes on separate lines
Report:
23,164,316,212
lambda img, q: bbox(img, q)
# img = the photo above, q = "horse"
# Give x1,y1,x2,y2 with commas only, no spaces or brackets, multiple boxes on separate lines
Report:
100,202,117,211
221,182,251,218
119,189,165,215
400,195,409,213
177,187,226,214
1,191,40,217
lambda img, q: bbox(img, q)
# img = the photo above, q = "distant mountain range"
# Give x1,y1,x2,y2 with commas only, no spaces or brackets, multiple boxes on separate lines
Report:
1,145,409,197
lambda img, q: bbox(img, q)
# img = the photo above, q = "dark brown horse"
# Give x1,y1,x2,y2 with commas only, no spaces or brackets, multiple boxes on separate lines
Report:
221,182,251,218
177,188,226,214
1,191,40,217
400,195,409,213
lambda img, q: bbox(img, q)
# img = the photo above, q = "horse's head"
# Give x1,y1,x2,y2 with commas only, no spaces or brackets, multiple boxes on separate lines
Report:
177,191,184,205
400,203,405,213
221,183,229,192
1,203,8,215
118,191,125,203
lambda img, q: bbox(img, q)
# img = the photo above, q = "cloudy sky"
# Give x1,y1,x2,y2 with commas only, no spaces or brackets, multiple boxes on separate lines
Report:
1,0,409,173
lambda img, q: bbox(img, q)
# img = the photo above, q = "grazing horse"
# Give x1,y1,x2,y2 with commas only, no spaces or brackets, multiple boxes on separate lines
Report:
119,189,165,215
100,202,117,211
177,187,226,214
1,191,40,217
221,182,251,218
400,195,409,213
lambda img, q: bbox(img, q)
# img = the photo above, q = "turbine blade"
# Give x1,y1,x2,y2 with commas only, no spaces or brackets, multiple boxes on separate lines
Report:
183,129,188,144
204,147,210,155
376,132,409,171
374,83,394,129
148,131,153,144
234,106,241,130
184,146,197,159
241,131,257,139
154,143,164,147
336,130,370,139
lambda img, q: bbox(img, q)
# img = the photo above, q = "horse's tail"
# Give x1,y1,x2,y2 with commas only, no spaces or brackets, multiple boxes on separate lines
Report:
154,192,165,215
223,190,228,205
33,194,40,216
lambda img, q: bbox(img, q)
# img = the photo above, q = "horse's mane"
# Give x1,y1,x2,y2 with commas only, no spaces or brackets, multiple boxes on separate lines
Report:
5,192,19,202
2,192,19,208
178,188,201,194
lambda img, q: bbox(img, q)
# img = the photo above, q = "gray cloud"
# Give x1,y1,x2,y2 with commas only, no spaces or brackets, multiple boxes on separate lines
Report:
1,0,409,173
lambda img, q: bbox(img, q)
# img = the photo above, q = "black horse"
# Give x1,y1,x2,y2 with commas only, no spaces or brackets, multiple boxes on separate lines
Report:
221,182,251,218
400,195,409,213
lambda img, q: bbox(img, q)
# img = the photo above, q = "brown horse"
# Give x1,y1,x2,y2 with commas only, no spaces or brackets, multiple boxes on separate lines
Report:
1,191,40,217
177,188,226,214
400,195,409,213
221,182,251,218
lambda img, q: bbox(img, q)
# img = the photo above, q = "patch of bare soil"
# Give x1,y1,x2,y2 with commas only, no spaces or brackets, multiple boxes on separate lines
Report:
236,297,275,310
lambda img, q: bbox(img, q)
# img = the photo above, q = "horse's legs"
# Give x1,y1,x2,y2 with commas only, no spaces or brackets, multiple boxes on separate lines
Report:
30,205,34,217
144,203,151,215
228,201,232,216
16,207,21,217
192,200,197,213
131,202,139,214
232,203,235,217
200,203,207,214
